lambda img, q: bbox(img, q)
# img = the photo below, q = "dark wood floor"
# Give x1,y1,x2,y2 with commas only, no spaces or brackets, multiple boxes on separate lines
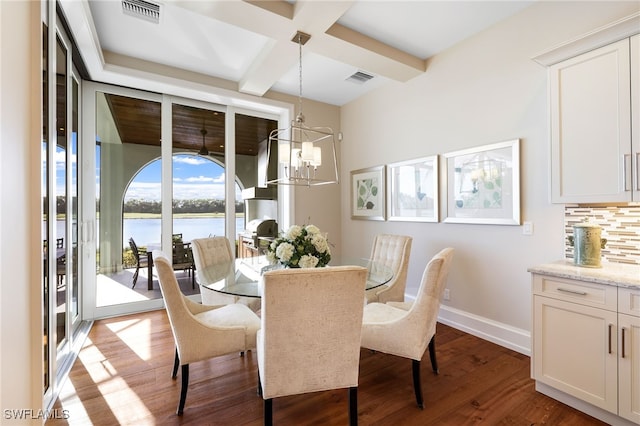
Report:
48,310,607,425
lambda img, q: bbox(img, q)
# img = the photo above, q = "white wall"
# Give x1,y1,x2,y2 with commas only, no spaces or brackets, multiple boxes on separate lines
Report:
1,0,42,422
339,1,640,354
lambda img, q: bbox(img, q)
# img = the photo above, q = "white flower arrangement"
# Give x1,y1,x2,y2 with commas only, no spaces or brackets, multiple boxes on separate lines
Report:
266,224,331,268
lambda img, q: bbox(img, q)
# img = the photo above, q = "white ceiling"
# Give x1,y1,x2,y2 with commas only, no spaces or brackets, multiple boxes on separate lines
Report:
68,0,535,106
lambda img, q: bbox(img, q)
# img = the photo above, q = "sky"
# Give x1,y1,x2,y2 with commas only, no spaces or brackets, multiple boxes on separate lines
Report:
125,154,242,201
48,146,242,201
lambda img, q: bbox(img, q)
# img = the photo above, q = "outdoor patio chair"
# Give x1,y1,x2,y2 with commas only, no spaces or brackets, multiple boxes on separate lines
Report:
129,237,149,289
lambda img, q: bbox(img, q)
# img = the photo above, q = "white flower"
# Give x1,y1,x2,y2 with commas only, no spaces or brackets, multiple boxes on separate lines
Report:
311,234,329,253
299,254,319,268
305,224,320,235
275,242,294,262
266,223,331,268
285,225,302,241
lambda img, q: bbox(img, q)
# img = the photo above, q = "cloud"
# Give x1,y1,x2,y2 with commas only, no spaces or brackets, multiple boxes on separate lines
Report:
174,174,225,184
173,156,208,166
125,181,241,201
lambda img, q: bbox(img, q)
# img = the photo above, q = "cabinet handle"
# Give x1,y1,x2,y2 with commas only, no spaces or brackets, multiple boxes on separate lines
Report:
557,287,588,296
621,327,626,358
608,324,612,354
624,154,631,192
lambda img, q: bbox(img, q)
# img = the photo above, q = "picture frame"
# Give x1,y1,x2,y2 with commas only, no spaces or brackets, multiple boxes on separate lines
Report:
443,139,520,225
351,165,386,220
386,155,439,222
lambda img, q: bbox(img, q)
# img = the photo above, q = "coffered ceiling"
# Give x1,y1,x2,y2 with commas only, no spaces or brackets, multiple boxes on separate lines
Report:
63,0,534,107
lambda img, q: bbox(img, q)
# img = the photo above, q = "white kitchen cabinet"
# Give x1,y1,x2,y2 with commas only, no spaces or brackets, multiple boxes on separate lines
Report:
530,264,640,426
549,36,638,203
532,275,618,412
618,287,640,423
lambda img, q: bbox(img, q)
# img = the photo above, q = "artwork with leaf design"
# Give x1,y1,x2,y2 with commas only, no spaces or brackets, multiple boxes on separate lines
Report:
351,166,385,220
444,139,520,225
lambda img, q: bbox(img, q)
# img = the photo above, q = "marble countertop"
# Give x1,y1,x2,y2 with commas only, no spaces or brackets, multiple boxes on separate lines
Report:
528,260,640,289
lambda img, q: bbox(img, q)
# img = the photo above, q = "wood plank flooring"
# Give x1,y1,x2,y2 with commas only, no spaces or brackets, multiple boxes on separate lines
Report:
47,310,607,425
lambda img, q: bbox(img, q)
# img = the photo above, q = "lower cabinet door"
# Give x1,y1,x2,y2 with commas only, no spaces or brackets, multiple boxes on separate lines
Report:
533,295,618,413
618,313,640,423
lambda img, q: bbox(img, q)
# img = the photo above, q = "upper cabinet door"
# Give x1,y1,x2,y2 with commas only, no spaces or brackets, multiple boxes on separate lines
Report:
631,34,640,201
550,38,632,204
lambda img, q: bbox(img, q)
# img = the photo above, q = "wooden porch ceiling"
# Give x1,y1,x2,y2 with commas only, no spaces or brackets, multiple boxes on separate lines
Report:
104,94,277,156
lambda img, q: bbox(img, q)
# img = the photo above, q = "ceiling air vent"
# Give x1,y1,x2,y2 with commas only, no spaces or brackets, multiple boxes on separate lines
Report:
346,71,374,84
122,0,160,24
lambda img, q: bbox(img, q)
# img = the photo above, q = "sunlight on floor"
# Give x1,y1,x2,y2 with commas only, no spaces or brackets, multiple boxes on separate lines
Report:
96,273,149,307
77,337,117,383
97,376,153,425
58,335,154,425
105,318,152,361
57,378,90,425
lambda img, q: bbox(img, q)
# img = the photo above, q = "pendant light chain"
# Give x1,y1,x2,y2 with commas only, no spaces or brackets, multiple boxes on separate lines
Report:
297,32,304,123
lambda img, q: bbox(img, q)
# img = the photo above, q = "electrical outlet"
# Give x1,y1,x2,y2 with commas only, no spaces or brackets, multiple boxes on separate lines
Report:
443,288,450,301
523,221,533,235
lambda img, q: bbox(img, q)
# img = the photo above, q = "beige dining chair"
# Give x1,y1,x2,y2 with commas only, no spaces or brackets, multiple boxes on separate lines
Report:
191,236,260,312
361,247,454,409
257,266,368,426
152,250,261,416
365,234,412,304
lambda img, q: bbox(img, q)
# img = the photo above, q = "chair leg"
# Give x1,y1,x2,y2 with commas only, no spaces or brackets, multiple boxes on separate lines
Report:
428,335,439,374
172,349,179,379
257,374,262,396
264,398,273,426
412,359,424,409
132,264,139,288
177,364,189,416
348,386,358,426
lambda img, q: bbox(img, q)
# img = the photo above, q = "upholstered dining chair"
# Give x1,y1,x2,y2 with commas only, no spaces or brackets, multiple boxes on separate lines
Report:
191,236,261,312
152,250,261,416
360,247,454,409
257,266,368,426
365,234,412,304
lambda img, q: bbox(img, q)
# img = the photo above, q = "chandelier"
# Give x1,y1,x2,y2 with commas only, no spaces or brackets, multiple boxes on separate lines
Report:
266,31,339,187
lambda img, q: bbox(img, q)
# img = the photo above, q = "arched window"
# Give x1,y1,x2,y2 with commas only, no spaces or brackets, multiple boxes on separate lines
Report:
123,154,244,246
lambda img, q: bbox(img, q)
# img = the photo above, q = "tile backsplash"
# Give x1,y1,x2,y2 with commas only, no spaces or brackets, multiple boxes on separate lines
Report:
565,206,640,265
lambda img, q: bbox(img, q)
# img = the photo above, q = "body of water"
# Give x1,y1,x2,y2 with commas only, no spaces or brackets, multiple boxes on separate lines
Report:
125,217,245,246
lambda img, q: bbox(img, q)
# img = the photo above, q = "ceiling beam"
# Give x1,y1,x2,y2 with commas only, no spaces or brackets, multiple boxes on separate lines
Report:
173,0,426,96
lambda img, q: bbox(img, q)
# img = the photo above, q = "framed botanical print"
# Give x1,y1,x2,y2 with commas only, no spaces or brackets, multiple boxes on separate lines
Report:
443,139,520,225
351,165,386,220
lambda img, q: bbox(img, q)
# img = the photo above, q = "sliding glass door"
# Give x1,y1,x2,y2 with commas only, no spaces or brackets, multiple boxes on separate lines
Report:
82,84,279,319
42,13,83,405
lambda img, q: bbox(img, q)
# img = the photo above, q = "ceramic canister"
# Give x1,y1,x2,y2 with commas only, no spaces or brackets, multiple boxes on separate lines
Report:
572,220,605,268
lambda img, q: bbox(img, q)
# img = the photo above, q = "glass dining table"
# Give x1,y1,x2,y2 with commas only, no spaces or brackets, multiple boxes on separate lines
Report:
196,256,394,298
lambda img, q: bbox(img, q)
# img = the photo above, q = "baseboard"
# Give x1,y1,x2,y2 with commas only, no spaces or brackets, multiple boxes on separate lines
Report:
435,304,531,356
